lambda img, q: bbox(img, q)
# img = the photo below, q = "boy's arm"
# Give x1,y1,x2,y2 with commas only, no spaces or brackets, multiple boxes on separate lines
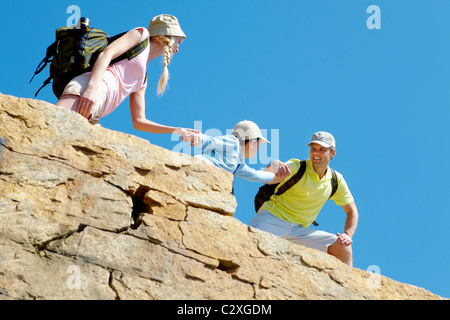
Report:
193,134,214,150
235,164,275,183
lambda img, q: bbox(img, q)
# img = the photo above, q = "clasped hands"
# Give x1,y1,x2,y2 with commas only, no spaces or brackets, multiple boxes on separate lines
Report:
267,160,291,184
175,128,201,146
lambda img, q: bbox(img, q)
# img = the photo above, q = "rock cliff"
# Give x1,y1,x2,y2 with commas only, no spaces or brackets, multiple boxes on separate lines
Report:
0,93,442,300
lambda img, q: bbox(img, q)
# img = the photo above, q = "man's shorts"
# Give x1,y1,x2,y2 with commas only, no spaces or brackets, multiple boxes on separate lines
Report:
249,209,337,253
61,73,109,125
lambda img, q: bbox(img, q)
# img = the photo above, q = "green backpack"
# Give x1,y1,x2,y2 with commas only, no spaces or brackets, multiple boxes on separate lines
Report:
254,160,338,226
30,17,149,98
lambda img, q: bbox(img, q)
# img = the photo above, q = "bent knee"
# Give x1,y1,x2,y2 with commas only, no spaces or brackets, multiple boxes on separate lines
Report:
55,94,80,112
327,241,352,255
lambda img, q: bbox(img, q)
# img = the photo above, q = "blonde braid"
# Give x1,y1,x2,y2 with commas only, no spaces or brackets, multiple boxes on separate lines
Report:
153,36,175,95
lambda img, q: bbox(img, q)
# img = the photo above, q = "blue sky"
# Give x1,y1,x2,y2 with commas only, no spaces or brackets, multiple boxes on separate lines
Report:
2,0,449,298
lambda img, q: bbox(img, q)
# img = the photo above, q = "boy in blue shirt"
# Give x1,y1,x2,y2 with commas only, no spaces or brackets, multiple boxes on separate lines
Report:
191,120,289,192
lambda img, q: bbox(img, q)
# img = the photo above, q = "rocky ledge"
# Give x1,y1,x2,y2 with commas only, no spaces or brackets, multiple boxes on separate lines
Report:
0,93,442,299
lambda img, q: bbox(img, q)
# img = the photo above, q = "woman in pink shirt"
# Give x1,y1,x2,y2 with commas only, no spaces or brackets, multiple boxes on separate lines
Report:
55,14,198,143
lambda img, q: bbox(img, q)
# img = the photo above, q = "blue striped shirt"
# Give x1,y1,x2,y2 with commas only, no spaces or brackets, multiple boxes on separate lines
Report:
194,134,274,183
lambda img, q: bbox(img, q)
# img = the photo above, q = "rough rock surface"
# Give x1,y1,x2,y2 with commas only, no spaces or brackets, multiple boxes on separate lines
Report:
0,93,442,300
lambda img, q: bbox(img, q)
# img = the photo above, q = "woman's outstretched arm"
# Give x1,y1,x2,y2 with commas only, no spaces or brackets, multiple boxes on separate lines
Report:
130,88,200,144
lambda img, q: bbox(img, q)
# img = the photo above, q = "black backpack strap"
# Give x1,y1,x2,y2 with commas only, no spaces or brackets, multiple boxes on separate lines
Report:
329,168,338,199
29,42,57,84
34,76,52,97
312,169,338,227
254,159,305,213
254,161,338,228
275,160,307,196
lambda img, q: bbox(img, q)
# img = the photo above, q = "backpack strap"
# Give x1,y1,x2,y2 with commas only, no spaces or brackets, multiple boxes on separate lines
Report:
34,76,52,97
275,160,307,196
29,42,57,85
311,168,338,227
254,159,305,213
274,160,320,226
124,37,149,60
110,33,149,65
329,168,338,199
254,160,339,228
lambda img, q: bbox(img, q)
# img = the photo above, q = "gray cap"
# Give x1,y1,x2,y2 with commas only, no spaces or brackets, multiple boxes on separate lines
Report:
307,131,336,148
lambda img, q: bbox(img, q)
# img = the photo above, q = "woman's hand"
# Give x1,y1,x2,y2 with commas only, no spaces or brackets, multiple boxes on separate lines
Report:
77,84,98,119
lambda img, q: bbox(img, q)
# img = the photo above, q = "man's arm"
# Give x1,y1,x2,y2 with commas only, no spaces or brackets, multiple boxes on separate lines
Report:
336,201,359,245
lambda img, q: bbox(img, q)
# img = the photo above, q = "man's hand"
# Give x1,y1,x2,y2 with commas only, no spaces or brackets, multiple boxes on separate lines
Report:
336,232,353,246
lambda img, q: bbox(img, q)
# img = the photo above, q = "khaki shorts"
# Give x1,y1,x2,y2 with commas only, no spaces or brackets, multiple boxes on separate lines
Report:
249,209,337,252
61,73,109,125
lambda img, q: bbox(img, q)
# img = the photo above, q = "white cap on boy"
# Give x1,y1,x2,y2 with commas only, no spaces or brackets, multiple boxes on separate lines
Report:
232,120,270,143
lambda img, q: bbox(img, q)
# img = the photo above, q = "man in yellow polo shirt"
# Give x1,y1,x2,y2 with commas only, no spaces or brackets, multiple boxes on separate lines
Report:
249,132,358,267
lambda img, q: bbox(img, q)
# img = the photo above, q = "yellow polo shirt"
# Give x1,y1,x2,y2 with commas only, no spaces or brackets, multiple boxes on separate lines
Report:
260,159,354,227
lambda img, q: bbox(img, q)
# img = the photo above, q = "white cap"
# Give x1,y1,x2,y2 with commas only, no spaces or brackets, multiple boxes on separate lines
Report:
231,120,269,143
148,14,186,38
307,131,336,148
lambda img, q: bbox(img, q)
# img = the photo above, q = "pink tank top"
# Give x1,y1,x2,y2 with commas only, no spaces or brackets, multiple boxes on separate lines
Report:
101,27,149,117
